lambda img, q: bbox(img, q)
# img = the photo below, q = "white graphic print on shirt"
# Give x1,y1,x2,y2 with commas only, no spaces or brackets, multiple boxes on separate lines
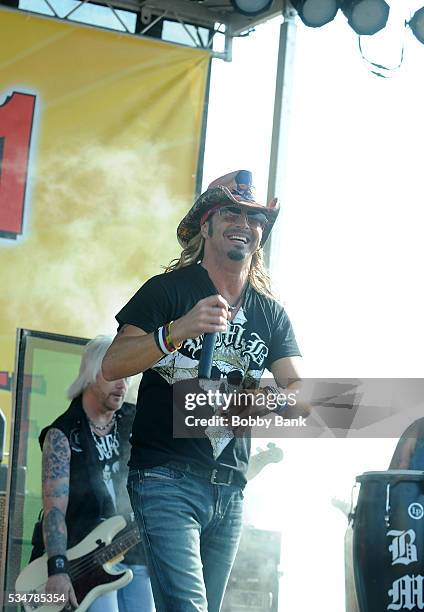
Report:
92,429,120,508
152,308,264,386
152,309,265,457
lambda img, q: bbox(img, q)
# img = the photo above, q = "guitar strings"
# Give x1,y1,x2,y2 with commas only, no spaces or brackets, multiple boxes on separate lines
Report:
68,531,139,578
66,529,140,580
68,539,136,579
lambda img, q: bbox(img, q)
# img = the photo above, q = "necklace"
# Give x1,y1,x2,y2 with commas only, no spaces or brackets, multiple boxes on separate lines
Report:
87,413,116,431
228,294,244,311
228,283,248,312
89,418,119,458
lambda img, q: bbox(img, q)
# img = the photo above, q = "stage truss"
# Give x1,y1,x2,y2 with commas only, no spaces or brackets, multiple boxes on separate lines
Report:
7,0,287,60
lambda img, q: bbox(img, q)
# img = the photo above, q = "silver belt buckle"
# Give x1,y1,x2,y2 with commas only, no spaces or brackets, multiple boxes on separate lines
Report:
210,468,233,485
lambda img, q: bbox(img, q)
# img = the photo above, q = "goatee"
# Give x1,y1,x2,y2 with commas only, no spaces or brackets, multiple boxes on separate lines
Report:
227,250,245,261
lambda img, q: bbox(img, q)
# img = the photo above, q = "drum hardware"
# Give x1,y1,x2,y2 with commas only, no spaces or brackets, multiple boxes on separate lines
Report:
384,484,391,527
349,483,359,525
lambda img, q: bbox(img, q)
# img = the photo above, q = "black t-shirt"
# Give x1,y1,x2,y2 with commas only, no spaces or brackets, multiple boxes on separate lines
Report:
90,425,120,510
116,263,300,483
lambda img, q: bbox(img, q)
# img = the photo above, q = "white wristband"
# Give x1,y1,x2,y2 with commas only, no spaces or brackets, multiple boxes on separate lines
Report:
157,326,172,355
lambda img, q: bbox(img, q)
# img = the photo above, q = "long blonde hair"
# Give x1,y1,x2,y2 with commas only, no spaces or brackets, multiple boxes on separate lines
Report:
165,232,276,301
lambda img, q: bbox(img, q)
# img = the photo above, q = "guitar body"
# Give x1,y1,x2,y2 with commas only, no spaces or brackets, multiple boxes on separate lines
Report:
16,516,134,612
246,443,284,481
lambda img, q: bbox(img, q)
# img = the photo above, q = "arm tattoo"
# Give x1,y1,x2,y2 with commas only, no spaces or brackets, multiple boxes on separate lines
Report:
43,506,68,557
42,428,70,557
42,428,71,480
46,482,70,497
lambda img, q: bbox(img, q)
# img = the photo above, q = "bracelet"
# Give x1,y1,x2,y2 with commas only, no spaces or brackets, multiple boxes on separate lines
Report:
167,321,183,350
157,326,170,354
153,329,164,354
47,555,69,576
163,323,174,353
155,322,183,355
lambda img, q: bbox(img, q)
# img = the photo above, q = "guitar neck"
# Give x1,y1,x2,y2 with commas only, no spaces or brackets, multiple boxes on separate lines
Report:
70,526,140,570
98,527,141,563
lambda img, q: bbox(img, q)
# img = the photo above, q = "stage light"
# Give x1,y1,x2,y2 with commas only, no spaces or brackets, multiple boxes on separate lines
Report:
290,0,339,28
229,0,274,17
341,0,390,35
408,7,424,45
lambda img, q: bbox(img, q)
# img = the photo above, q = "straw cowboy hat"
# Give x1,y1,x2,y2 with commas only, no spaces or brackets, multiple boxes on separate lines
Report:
177,170,279,247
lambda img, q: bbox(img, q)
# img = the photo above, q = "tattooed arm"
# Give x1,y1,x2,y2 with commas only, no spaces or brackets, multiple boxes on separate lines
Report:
42,428,78,607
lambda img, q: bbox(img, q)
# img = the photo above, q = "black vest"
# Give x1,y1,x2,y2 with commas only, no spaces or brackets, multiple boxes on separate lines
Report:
38,396,135,548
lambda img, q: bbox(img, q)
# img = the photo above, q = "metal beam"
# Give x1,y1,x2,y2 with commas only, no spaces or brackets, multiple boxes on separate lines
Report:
143,0,226,27
63,0,286,33
264,1,297,272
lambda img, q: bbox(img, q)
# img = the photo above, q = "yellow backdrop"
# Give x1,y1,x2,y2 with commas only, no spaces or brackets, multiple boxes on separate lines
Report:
0,8,209,449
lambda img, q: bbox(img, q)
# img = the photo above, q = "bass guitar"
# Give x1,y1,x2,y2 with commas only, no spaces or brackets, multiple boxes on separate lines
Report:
15,515,140,612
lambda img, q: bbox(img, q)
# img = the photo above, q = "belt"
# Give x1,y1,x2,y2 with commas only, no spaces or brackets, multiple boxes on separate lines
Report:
165,461,244,487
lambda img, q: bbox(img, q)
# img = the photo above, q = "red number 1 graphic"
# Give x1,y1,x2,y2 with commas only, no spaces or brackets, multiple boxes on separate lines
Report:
0,92,36,239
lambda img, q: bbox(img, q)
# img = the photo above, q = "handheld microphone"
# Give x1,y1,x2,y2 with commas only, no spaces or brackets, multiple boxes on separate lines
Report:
198,332,218,379
227,370,243,387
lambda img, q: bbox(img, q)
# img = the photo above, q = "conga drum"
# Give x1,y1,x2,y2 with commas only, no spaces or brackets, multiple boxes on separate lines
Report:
352,470,424,611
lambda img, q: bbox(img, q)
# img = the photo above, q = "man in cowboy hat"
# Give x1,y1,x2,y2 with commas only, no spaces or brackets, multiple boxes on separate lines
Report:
102,170,308,612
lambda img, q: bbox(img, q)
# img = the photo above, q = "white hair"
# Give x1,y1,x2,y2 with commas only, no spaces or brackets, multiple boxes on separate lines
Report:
67,335,114,400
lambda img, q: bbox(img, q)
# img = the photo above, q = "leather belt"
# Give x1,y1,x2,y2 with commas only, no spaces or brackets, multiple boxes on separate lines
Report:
164,461,244,487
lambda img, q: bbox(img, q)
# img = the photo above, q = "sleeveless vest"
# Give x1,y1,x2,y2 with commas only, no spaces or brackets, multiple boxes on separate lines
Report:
37,396,134,547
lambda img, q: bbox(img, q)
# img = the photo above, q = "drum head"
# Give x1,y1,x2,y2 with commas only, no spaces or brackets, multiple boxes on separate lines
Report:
356,470,424,483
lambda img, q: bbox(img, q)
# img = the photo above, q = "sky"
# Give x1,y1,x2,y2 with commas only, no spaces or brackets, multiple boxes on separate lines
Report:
204,9,424,607
13,1,424,610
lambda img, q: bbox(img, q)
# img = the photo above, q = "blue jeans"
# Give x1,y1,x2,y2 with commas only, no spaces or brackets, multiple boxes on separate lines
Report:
87,563,155,612
116,563,155,612
127,465,244,612
87,590,118,612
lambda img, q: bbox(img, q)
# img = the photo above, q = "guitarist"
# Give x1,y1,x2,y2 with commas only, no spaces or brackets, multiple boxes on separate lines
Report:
31,335,154,612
